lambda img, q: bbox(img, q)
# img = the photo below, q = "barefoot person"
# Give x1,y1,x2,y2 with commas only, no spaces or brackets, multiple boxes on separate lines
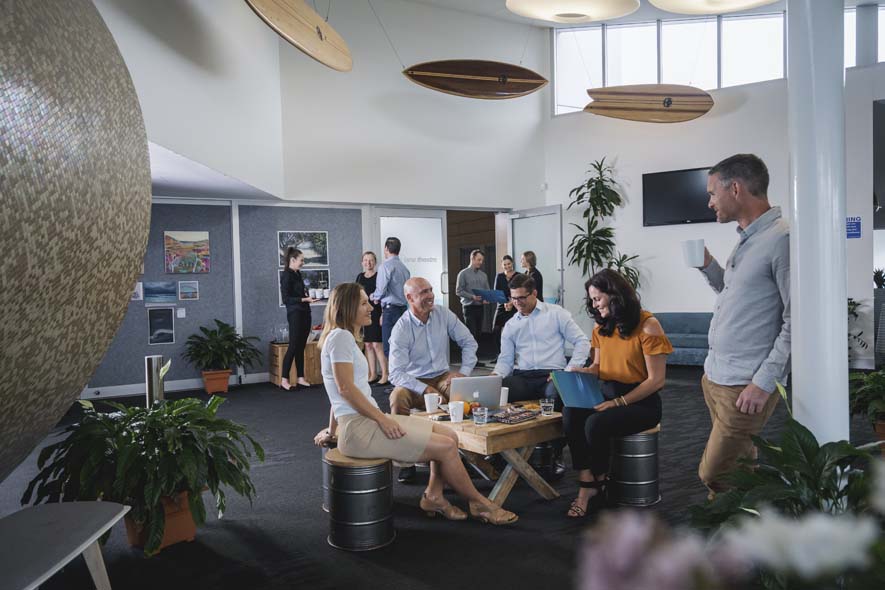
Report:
313,283,517,525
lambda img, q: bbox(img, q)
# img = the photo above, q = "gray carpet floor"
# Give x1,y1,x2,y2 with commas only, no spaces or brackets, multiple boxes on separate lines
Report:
0,366,876,589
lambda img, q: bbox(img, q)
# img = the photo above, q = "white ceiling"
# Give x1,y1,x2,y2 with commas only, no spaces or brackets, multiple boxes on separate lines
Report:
409,1,879,27
149,142,279,201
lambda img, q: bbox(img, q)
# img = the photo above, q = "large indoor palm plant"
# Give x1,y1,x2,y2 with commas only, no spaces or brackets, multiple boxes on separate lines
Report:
566,158,641,289
22,397,265,555
183,319,262,394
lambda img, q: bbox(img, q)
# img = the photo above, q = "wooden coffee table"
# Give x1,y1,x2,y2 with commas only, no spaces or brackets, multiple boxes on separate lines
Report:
415,409,562,507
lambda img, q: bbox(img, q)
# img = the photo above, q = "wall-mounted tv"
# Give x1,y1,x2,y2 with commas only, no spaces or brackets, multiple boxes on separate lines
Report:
642,167,716,227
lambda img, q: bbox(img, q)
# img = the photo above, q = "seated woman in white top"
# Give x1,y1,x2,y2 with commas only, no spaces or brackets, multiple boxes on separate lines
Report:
313,283,517,525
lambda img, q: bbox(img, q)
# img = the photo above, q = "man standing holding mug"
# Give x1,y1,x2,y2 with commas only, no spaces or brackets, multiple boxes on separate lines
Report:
692,153,791,495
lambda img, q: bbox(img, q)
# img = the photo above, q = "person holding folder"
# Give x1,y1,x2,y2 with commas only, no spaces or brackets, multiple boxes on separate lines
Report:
563,269,672,518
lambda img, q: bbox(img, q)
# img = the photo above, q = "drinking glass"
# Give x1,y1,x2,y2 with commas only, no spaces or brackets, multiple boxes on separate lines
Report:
540,399,555,416
473,407,489,425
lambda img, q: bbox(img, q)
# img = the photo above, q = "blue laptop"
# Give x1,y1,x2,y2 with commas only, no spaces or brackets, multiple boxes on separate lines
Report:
551,371,605,409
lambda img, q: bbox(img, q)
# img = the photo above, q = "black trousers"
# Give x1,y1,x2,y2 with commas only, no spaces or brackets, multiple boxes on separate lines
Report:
503,369,558,405
562,381,662,475
463,304,484,343
283,309,311,379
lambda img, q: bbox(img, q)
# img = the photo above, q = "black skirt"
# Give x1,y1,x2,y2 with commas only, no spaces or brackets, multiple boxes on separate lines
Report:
356,272,383,343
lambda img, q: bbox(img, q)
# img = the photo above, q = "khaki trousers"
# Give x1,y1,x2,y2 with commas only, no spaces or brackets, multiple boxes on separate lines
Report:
389,372,453,416
698,374,780,493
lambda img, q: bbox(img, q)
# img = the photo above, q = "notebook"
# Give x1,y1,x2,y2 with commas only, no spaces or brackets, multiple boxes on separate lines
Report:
551,371,605,409
474,289,508,305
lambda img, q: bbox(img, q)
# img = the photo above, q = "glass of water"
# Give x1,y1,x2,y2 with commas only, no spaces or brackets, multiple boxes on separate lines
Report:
540,399,555,416
473,406,489,425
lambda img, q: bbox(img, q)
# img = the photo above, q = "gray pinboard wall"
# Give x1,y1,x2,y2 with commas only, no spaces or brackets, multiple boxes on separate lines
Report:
88,204,235,387
238,205,363,375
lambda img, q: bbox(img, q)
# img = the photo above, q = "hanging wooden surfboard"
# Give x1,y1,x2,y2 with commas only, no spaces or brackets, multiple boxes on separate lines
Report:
403,60,548,100
584,84,714,123
245,0,352,72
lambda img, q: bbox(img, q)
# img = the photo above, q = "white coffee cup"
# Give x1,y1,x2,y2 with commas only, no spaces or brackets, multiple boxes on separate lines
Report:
500,387,509,406
424,393,441,413
449,401,465,423
681,239,706,268
310,288,319,299
323,288,330,299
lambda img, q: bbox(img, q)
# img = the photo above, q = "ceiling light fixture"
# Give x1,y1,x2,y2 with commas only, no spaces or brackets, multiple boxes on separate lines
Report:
505,0,639,24
648,0,779,16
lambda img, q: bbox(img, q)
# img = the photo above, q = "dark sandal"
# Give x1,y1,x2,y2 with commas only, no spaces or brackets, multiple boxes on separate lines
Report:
567,480,605,518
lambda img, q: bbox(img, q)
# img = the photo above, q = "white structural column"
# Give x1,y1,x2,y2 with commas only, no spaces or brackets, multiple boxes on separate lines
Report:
856,3,878,67
787,0,849,442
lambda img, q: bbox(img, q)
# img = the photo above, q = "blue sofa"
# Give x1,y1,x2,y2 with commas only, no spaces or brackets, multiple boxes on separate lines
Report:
655,312,712,366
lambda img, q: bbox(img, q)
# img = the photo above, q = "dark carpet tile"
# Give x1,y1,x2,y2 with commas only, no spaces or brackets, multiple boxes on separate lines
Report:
0,366,877,589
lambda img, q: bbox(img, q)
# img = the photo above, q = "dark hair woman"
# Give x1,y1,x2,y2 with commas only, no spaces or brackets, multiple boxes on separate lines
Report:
312,283,518,525
492,255,517,349
562,268,672,518
520,250,543,302
280,247,316,390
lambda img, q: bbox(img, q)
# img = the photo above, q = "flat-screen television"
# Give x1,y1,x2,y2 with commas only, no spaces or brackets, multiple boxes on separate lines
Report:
642,167,716,227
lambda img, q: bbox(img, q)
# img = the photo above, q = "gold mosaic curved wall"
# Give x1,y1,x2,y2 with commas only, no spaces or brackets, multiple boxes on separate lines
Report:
0,0,151,482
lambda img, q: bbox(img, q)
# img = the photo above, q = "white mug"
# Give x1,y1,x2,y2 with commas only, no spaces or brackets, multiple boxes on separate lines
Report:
323,288,330,299
424,393,441,413
500,386,509,407
681,239,706,268
449,401,465,423
309,288,318,299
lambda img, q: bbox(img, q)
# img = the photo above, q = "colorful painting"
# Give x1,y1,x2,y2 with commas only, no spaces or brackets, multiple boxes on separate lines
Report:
278,231,328,267
165,231,210,273
144,281,177,305
178,281,199,301
278,269,330,307
148,307,175,345
131,281,143,301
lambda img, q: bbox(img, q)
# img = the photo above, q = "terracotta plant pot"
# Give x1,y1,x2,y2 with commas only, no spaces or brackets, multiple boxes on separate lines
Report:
124,491,197,553
875,420,885,457
202,369,232,394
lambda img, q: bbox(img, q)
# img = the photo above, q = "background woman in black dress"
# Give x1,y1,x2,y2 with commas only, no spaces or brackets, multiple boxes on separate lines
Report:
492,255,517,351
280,247,316,390
521,250,544,302
356,251,388,385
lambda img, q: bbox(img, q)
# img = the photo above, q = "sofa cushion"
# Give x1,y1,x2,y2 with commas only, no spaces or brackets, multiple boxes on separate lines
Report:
655,312,713,336
667,333,708,349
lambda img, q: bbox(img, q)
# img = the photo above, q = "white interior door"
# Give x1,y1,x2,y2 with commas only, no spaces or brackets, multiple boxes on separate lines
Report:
372,208,448,308
509,205,564,304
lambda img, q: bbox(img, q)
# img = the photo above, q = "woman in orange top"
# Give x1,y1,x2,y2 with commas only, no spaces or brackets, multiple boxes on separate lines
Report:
563,269,673,518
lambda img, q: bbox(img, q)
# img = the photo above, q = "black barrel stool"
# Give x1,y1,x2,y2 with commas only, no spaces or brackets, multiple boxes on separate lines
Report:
608,424,661,507
322,448,395,551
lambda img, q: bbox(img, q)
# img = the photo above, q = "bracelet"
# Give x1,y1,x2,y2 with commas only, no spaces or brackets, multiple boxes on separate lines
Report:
619,396,628,407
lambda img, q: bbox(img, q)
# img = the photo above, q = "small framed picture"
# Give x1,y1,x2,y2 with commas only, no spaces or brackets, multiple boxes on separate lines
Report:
148,307,175,345
131,281,143,301
144,281,177,305
178,280,199,301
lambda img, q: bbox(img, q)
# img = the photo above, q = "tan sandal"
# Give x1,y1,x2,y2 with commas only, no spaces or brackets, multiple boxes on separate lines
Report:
468,501,518,526
420,493,467,521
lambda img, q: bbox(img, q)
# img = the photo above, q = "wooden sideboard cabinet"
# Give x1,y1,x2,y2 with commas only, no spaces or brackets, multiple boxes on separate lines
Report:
269,341,322,387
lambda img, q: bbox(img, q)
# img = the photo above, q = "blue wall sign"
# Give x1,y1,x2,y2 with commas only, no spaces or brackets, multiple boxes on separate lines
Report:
846,217,862,239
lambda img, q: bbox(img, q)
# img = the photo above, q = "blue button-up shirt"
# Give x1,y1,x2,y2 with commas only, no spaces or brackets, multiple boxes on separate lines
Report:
700,206,790,392
494,302,590,376
371,255,410,307
388,305,478,394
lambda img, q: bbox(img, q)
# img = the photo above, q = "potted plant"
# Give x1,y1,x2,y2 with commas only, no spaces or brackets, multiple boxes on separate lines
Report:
21,397,264,555
566,158,641,289
874,268,885,289
850,370,885,454
183,319,262,394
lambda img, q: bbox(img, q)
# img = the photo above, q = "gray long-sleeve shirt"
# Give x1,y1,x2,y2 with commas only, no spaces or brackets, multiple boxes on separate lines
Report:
700,206,791,393
455,266,490,307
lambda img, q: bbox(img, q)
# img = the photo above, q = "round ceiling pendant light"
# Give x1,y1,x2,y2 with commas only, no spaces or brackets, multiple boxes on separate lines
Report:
648,0,779,15
505,0,640,24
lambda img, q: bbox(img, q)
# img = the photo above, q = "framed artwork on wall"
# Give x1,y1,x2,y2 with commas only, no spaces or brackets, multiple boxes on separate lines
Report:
278,231,328,267
178,280,199,301
148,307,175,345
164,230,210,273
144,281,177,305
131,281,143,301
278,269,329,307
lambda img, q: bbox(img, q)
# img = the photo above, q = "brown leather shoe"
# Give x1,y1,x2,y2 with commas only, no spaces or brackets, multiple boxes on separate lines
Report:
468,501,518,526
420,493,467,521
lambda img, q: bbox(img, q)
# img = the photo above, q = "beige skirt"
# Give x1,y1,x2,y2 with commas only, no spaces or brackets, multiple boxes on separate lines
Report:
337,413,434,464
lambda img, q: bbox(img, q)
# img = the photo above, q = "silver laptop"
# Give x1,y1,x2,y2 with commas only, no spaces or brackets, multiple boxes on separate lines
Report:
449,375,503,409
